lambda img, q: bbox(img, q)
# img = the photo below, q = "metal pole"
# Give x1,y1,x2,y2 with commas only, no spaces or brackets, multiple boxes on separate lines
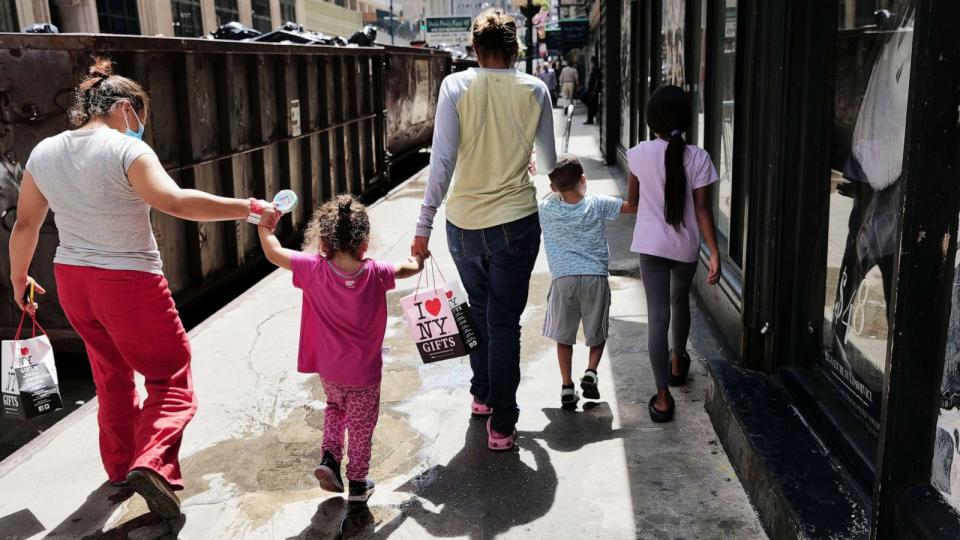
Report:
525,0,534,73
390,0,395,45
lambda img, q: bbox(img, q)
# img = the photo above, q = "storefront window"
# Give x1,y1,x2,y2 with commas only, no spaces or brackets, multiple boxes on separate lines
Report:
172,0,204,37
280,0,296,23
709,0,736,251
0,0,17,33
660,0,685,86
690,1,707,148
96,0,141,35
252,0,272,33
215,0,240,26
822,0,915,431
933,243,960,512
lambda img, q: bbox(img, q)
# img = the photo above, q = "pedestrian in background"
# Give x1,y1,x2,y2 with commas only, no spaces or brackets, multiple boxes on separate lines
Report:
544,61,559,108
584,57,601,125
626,85,721,423
256,194,423,503
559,61,579,107
8,58,280,519
411,8,557,451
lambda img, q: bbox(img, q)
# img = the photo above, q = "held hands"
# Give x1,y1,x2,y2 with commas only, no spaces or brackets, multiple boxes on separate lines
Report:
411,235,431,260
706,252,721,285
410,254,425,270
248,198,281,231
13,276,45,316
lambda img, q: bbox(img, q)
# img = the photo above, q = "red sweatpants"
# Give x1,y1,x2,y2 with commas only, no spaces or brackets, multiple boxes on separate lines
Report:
55,264,196,490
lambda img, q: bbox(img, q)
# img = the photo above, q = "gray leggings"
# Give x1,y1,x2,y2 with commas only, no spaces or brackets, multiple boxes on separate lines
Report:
638,254,698,389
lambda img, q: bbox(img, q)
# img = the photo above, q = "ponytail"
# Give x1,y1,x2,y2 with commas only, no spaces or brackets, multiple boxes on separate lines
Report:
69,56,150,128
664,129,686,230
303,194,371,257
646,85,693,231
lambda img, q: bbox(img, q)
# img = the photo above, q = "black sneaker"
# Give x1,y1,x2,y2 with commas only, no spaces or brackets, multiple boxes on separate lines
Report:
126,468,181,519
348,479,375,503
561,385,580,410
580,370,600,400
314,451,344,493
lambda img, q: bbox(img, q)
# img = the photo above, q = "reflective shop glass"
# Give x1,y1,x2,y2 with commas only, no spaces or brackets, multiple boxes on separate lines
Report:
215,0,240,26
96,0,141,35
252,0,272,32
0,0,16,33
172,0,203,37
710,0,736,249
822,0,915,430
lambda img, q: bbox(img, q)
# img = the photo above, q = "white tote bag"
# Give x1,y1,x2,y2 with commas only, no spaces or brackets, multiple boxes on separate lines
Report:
2,313,62,419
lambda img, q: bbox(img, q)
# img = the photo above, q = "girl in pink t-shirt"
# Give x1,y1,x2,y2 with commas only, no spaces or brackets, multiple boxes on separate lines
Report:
258,194,423,503
625,85,721,424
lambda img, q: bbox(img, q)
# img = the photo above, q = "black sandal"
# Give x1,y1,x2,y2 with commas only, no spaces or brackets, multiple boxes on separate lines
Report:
669,350,692,387
648,394,675,423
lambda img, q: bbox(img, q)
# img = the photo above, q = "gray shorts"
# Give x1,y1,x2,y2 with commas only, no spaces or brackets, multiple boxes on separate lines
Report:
542,275,611,347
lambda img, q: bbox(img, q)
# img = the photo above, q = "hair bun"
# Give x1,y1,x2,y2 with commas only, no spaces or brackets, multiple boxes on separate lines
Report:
87,57,113,79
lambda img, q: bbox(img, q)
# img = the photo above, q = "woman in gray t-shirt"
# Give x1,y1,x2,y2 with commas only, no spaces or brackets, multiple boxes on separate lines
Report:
8,58,279,519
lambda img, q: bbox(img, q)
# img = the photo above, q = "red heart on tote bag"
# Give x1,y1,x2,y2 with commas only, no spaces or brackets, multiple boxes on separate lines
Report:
425,298,442,316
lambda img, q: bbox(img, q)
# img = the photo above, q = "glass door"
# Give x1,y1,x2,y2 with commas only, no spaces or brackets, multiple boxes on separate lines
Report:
821,0,916,433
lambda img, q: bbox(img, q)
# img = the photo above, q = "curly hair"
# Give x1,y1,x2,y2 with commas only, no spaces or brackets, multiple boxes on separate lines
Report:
302,194,370,258
472,9,521,62
68,57,150,128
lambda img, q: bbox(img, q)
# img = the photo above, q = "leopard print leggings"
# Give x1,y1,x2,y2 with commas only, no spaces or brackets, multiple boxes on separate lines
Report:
320,379,381,481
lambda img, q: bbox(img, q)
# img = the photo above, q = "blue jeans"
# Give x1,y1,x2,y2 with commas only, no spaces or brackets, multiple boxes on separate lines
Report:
447,213,541,434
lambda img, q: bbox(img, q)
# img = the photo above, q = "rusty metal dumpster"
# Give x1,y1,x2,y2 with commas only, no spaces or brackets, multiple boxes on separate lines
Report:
0,34,390,350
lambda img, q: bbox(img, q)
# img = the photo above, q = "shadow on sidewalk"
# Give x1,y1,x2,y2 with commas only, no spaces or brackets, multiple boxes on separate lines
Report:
393,419,558,539
290,497,407,540
36,482,186,539
525,402,624,452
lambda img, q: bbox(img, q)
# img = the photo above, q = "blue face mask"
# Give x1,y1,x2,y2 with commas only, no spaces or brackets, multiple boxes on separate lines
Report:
123,109,145,140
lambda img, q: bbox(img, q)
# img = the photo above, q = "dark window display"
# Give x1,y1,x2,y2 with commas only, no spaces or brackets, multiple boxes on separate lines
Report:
619,0,633,149
252,0,272,33
822,0,914,430
280,0,296,23
0,0,16,33
96,0,141,35
660,0,685,86
215,0,240,26
708,0,736,256
172,0,204,37
933,247,960,512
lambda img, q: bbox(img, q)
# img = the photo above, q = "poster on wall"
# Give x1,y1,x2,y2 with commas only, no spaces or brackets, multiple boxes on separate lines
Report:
823,3,915,431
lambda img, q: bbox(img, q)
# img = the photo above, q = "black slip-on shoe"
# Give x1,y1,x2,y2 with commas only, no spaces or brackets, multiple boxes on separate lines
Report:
669,350,692,387
314,451,345,493
126,468,181,519
648,394,676,423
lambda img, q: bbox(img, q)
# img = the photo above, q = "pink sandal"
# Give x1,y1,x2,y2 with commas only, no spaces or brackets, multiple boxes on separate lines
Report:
471,398,493,417
487,418,517,451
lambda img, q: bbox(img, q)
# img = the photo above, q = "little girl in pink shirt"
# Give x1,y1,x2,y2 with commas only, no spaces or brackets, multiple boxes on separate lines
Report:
258,194,423,503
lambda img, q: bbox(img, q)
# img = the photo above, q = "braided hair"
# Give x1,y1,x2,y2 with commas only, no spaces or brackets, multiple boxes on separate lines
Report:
68,57,150,128
303,194,371,258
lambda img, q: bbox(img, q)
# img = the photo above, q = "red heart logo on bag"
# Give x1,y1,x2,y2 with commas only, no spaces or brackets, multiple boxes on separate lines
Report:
445,290,454,299
19,347,28,356
425,298,442,316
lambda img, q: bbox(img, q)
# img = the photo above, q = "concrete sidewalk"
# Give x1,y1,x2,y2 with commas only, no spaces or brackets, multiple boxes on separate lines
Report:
0,109,765,539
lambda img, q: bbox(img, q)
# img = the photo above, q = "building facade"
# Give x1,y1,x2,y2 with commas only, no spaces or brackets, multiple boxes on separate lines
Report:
594,0,960,537
0,0,380,38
